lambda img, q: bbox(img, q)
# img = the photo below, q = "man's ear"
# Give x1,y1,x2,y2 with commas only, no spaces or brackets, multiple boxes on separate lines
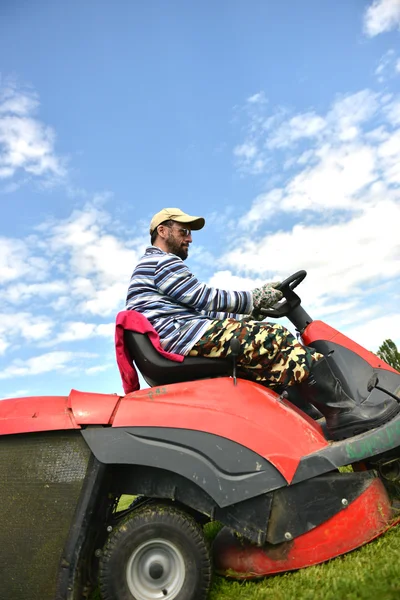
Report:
157,225,168,240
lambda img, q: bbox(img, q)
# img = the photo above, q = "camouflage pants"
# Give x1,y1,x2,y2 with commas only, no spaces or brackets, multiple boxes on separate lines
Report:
189,318,323,389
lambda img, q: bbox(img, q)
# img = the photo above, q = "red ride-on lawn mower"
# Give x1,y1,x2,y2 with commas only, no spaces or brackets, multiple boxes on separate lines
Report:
1,271,400,600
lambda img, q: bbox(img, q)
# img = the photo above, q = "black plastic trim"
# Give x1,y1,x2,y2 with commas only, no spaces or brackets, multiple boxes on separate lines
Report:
82,427,287,508
216,493,273,546
267,471,376,543
55,454,109,600
292,411,400,484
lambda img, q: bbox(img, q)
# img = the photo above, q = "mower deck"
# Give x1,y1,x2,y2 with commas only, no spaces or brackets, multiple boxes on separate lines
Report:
213,477,400,578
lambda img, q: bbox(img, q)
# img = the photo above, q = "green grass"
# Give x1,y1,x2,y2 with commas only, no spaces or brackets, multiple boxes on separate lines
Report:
116,494,136,511
93,496,400,600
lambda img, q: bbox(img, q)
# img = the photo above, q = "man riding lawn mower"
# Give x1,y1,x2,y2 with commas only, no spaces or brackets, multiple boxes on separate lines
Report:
1,208,400,600
125,207,399,441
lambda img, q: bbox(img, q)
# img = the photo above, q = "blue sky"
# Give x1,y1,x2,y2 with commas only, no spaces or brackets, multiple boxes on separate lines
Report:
1,0,400,399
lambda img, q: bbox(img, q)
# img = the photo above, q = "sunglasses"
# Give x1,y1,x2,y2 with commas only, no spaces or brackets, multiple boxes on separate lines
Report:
168,225,192,237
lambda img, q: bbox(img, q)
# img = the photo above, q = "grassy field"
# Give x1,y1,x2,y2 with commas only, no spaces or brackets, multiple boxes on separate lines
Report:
92,496,400,600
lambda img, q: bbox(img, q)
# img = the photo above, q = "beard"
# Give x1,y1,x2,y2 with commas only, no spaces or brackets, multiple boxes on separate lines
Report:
165,232,189,260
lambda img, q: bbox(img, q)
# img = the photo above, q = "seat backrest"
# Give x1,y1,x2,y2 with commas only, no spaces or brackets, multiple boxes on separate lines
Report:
124,330,232,387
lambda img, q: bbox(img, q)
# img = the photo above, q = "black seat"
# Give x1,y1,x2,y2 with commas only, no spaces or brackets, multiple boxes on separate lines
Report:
124,330,233,387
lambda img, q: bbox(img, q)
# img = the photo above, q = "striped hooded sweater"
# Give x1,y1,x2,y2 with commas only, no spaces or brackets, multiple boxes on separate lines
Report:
125,246,253,355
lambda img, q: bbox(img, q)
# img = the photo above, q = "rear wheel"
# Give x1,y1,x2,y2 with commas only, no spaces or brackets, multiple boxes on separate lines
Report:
99,503,211,600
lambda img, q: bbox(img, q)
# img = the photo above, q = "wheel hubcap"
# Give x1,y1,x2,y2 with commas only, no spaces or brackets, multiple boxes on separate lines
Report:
126,538,186,599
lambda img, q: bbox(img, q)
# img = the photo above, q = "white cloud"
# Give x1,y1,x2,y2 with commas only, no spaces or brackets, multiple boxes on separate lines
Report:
0,198,147,394
385,99,400,125
268,113,326,149
235,89,400,229
0,83,38,115
233,142,266,174
0,198,146,389
0,350,96,379
45,205,137,280
233,90,380,175
39,204,141,315
0,313,54,354
234,143,258,159
42,321,114,346
96,323,115,336
79,283,128,315
0,238,27,282
25,320,54,342
71,277,97,297
0,202,144,318
378,128,400,183
329,90,379,140
223,199,400,291
228,200,400,286
284,143,376,211
346,314,400,350
0,237,48,283
374,49,400,82
208,270,266,291
0,80,66,184
364,0,400,37
53,322,97,343
85,364,113,375
0,281,68,304
247,92,266,104
0,339,9,355
243,142,379,225
376,50,394,75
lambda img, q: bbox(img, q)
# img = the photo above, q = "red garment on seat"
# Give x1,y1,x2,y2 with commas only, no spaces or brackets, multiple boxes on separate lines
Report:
115,310,184,394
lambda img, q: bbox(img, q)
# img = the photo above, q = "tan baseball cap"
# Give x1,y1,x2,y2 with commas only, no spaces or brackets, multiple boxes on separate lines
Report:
149,207,205,234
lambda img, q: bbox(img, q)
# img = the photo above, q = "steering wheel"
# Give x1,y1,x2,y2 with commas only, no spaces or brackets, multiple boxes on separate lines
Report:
259,270,307,319
275,270,307,293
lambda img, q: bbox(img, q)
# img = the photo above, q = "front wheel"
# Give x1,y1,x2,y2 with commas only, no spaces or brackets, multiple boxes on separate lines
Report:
99,503,211,600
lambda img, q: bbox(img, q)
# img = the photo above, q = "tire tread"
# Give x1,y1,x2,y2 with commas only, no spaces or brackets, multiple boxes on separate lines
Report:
99,503,211,600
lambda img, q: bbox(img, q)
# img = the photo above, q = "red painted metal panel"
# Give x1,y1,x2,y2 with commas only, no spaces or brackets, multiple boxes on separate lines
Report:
112,377,328,483
303,321,399,375
67,389,121,425
214,477,398,578
0,396,79,435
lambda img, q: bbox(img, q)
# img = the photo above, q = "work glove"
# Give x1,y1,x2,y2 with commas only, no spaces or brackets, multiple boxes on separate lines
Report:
252,282,283,319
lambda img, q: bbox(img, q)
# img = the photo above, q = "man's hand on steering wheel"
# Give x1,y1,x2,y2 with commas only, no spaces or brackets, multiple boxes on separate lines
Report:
252,282,283,316
255,271,307,319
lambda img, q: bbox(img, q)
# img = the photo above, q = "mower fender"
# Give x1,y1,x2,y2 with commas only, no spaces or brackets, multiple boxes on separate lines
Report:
67,388,121,425
0,395,79,435
303,321,399,375
112,378,329,483
81,426,287,508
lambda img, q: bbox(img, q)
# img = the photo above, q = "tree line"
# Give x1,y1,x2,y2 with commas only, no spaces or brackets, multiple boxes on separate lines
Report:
377,339,400,371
